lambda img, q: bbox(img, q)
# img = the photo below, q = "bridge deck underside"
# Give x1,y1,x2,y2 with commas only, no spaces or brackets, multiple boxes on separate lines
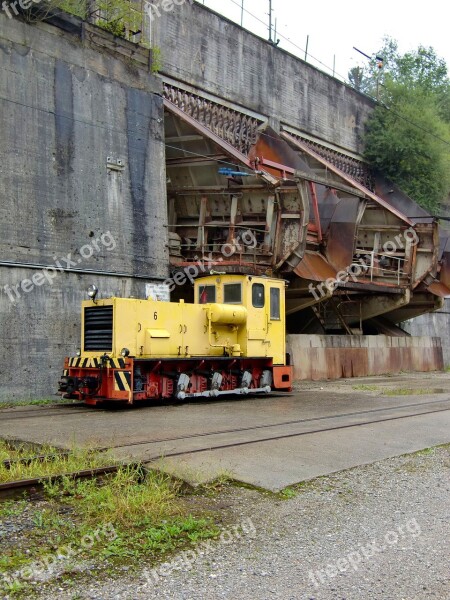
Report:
163,85,449,334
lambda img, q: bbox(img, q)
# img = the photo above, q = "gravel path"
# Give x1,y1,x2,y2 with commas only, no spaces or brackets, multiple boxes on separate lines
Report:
24,444,449,600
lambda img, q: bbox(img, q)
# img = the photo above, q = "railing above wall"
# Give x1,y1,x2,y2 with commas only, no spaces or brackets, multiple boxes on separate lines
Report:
163,81,265,156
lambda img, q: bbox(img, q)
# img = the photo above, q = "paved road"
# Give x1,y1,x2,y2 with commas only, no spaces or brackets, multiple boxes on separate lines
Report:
1,373,450,491
34,443,450,600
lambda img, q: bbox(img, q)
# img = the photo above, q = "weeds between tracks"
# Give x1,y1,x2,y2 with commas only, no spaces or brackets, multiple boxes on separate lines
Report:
0,442,222,598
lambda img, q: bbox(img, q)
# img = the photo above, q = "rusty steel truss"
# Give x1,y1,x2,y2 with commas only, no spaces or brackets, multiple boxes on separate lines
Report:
162,80,449,333
163,82,264,156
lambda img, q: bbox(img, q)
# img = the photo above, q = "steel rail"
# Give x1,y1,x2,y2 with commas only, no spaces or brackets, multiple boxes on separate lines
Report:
143,405,450,460
1,402,449,496
0,407,108,421
2,452,70,470
0,465,121,496
102,398,450,450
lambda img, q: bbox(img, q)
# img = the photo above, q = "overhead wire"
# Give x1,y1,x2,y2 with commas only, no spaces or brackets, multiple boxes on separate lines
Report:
0,11,448,158
0,94,162,155
201,0,450,148
0,3,447,155
164,144,252,170
204,0,351,83
2,4,448,273
0,90,437,204
1,85,448,190
375,102,450,147
0,92,262,177
2,0,449,150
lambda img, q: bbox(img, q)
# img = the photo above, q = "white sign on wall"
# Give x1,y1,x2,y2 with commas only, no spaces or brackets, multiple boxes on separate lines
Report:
145,283,171,302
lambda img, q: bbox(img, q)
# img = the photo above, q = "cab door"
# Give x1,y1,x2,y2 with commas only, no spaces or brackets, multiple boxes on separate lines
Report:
267,285,285,364
246,281,269,356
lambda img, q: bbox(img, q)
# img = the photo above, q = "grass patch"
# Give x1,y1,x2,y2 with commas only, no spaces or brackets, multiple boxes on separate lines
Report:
415,447,436,456
0,443,113,484
0,500,28,519
0,465,220,597
278,487,297,499
0,440,47,463
381,388,434,396
352,384,379,391
0,399,67,409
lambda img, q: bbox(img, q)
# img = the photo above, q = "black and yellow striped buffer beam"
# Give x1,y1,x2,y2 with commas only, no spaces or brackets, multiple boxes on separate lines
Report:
114,371,132,392
68,357,126,368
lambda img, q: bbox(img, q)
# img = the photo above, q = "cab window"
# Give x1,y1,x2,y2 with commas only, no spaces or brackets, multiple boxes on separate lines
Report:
270,287,280,319
252,283,265,308
198,285,216,303
224,283,242,304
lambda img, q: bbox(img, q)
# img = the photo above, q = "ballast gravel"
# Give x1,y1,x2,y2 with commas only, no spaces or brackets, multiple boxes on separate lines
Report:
9,445,450,600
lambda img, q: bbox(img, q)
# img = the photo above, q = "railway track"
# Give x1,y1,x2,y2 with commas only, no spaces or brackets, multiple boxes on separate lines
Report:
0,395,290,421
103,397,450,451
2,452,70,469
1,398,449,497
150,402,450,459
0,405,108,421
0,464,122,499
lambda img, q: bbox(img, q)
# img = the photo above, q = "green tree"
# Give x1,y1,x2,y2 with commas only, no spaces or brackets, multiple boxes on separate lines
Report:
23,0,143,42
348,67,367,92
350,38,450,211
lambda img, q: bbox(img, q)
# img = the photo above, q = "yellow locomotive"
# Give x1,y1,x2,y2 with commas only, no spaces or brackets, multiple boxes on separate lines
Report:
58,274,293,405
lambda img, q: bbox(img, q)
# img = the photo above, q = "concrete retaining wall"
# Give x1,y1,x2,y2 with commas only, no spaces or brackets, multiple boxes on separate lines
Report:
287,335,444,381
403,299,450,367
0,15,169,400
153,1,375,154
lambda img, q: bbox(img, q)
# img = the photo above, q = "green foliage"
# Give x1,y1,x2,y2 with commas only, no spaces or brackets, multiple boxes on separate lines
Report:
150,46,163,74
52,0,87,19
382,388,434,396
0,444,112,484
20,0,87,22
347,67,369,93
278,487,297,499
27,0,145,47
364,90,450,211
1,465,219,596
0,500,28,519
351,37,450,211
94,0,141,38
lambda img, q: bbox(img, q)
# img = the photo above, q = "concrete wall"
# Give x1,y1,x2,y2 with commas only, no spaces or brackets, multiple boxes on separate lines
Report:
287,335,444,381
0,15,169,400
403,300,450,367
153,1,375,155
0,7,438,401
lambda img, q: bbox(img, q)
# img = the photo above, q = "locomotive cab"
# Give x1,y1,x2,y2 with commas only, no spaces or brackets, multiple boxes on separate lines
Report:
58,274,293,405
194,274,286,364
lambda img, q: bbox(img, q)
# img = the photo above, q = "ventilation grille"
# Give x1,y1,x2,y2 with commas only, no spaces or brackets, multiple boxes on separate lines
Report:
84,306,113,351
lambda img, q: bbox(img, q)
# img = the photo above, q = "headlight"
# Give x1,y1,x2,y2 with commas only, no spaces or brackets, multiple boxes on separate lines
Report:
87,284,98,300
76,349,81,357
121,348,130,358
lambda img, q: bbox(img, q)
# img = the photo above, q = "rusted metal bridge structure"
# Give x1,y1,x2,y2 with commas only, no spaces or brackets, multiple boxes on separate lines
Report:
162,79,450,335
1,2,447,401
